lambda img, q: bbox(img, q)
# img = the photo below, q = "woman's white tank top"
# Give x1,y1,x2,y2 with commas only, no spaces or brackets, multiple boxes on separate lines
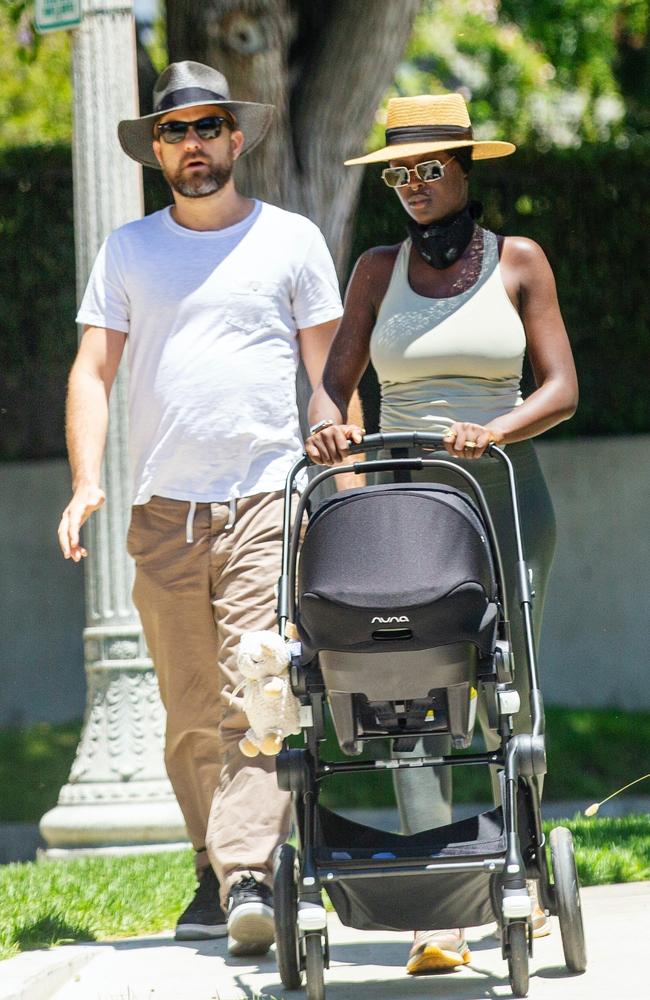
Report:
370,229,526,433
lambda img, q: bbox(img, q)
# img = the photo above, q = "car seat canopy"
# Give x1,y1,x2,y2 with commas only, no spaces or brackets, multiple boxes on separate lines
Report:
297,484,499,656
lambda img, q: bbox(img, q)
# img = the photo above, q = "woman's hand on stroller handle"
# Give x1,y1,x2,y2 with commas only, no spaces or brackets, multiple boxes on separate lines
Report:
305,422,505,466
442,422,506,460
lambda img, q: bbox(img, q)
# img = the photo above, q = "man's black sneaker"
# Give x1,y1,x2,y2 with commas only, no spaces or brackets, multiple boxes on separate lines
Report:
227,874,275,956
175,866,228,941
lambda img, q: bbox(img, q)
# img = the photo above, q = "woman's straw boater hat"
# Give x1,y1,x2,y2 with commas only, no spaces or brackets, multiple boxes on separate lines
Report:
118,61,274,170
345,93,515,166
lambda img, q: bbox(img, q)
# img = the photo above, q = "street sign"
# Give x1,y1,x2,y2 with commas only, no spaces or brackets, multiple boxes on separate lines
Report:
34,0,82,34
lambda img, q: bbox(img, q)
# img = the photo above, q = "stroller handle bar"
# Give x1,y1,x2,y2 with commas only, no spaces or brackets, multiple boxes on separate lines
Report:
279,432,544,737
305,431,503,462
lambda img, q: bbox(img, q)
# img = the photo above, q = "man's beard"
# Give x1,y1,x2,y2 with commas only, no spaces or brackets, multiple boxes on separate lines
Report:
166,156,233,198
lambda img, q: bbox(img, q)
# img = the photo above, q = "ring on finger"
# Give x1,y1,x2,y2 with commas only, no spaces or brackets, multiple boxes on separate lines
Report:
464,440,478,449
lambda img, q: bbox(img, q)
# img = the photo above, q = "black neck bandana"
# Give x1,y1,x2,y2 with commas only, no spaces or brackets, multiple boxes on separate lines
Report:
407,200,483,269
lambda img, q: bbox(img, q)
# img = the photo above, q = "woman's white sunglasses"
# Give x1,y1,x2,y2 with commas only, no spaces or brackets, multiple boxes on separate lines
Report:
381,156,455,188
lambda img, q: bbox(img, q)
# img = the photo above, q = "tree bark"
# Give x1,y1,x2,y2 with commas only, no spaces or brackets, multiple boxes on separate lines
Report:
166,0,422,277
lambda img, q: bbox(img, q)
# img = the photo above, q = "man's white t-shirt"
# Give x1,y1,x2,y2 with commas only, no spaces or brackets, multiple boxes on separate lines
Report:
77,201,343,504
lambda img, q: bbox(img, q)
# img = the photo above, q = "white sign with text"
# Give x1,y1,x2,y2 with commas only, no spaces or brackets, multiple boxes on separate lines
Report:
34,0,81,34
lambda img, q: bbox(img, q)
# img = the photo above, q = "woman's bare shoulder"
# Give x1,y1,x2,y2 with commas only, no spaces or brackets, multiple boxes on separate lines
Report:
349,243,402,292
500,235,550,268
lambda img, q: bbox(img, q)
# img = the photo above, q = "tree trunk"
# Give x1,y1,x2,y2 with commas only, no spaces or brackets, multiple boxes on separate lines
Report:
166,0,422,277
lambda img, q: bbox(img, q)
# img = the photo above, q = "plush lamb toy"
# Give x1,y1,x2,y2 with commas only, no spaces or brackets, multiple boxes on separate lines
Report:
234,630,302,757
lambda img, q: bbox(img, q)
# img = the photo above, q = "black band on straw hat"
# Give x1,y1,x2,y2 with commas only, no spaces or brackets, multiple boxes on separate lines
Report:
385,124,473,145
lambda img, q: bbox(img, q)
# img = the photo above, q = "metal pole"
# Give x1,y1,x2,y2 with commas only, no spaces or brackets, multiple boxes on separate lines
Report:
40,0,186,857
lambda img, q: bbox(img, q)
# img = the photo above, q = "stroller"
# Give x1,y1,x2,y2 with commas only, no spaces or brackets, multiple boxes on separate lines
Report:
273,432,586,999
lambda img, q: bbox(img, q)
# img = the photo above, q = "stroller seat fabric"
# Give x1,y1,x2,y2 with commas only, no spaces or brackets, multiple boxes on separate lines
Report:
297,483,500,753
298,483,498,656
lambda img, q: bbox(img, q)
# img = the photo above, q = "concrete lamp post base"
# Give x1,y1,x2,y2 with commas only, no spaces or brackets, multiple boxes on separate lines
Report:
39,626,188,858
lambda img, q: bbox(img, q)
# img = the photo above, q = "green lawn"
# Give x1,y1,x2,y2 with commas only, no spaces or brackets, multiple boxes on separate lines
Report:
1,815,648,962
0,850,196,961
1,707,650,820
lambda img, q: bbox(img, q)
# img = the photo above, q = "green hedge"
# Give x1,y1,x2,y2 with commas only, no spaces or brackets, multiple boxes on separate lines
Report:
1,142,648,459
0,146,76,460
0,146,167,460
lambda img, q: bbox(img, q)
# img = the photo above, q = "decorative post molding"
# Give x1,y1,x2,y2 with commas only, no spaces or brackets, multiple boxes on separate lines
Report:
40,0,186,856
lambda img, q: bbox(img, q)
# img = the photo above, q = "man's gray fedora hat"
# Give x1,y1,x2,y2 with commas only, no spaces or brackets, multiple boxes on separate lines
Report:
118,60,274,169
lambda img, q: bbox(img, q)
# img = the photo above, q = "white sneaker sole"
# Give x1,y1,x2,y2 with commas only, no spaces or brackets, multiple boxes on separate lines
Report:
174,922,228,941
227,903,275,956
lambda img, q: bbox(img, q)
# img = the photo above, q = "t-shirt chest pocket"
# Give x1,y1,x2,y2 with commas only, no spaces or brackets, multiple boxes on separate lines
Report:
224,280,280,333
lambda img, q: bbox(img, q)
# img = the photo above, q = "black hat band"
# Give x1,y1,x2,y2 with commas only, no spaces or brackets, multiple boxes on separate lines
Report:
385,124,473,145
155,87,228,113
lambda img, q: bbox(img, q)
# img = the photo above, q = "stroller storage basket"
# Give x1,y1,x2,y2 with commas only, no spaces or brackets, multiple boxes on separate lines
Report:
317,804,504,932
298,483,499,656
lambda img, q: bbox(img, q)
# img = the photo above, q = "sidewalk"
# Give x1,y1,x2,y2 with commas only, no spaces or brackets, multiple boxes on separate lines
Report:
2,881,647,1000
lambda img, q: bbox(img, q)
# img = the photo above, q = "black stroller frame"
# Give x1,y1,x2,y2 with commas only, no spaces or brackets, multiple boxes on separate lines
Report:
273,433,586,999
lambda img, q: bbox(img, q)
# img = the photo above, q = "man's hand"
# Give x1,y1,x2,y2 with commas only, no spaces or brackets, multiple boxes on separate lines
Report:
58,483,106,561
306,423,365,465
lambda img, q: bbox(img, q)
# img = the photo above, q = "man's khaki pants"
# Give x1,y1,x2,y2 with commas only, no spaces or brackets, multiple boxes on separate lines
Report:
127,491,291,907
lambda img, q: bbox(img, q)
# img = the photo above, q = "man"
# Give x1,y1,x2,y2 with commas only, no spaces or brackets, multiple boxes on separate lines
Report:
58,61,353,956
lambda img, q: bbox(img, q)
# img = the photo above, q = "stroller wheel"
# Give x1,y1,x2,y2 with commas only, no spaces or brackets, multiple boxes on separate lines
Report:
305,931,326,1000
505,921,529,998
550,826,587,973
274,843,303,989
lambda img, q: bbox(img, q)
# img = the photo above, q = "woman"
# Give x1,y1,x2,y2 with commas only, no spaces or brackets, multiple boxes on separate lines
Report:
306,94,578,975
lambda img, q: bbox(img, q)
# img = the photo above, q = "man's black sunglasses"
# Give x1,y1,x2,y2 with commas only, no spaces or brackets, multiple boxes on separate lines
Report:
156,115,233,144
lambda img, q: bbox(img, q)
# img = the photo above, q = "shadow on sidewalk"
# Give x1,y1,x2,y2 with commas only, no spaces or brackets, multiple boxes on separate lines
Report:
234,934,515,1000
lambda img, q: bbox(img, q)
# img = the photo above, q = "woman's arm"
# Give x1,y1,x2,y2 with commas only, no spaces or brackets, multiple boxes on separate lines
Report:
297,317,364,489
444,237,578,459
306,247,396,464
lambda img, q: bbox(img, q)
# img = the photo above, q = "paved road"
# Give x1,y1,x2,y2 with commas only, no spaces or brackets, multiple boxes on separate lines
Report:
3,882,647,1000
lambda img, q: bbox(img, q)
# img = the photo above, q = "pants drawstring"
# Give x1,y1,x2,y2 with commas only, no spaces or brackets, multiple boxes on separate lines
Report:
186,497,236,541
224,496,237,531
185,501,197,544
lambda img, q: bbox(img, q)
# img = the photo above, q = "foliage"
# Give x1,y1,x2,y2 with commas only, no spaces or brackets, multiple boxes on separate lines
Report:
0,144,76,460
0,5,72,147
0,143,170,461
501,0,650,134
367,0,648,154
3,2,648,152
0,2,168,148
1,815,648,958
0,720,81,822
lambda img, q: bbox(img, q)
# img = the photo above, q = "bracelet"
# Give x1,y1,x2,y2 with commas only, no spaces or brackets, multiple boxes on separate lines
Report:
308,418,334,436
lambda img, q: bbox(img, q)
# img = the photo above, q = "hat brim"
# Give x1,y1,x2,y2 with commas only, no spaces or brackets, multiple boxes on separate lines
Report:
118,100,275,169
345,138,516,166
